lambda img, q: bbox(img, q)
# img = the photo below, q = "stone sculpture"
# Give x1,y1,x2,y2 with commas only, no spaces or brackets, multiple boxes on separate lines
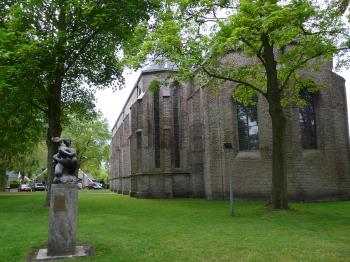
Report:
52,137,79,184
40,137,84,258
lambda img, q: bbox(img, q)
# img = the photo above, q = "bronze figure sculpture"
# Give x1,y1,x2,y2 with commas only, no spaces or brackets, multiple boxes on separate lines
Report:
52,137,79,184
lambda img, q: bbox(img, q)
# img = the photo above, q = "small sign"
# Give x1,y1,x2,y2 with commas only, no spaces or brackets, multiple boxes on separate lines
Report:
54,196,65,212
224,143,233,149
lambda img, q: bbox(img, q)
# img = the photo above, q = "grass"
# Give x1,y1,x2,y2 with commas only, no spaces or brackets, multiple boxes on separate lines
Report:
0,190,350,262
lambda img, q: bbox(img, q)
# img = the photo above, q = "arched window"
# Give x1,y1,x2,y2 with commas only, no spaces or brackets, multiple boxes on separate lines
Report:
236,98,259,151
299,91,317,149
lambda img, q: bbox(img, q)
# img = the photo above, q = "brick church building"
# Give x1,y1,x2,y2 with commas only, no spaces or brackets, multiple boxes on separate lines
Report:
109,60,350,201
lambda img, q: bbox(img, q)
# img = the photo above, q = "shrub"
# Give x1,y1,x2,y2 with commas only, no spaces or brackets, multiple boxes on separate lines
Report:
9,181,20,189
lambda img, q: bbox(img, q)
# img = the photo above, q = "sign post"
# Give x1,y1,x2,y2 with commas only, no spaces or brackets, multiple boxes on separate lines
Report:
223,143,234,217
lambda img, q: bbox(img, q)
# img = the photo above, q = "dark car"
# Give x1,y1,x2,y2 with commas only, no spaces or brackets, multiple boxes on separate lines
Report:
19,184,32,192
33,183,46,191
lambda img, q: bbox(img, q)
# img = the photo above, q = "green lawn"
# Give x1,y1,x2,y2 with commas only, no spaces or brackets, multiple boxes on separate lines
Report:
0,191,349,262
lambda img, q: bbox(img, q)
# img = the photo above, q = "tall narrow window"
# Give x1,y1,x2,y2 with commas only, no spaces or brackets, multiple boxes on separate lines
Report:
173,87,180,168
154,89,160,168
137,132,142,149
299,91,317,149
236,98,259,150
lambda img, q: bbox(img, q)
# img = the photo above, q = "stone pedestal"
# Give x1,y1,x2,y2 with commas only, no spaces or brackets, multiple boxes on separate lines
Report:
47,184,78,256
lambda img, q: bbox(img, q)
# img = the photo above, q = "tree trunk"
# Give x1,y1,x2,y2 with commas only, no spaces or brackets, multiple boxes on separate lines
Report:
44,0,66,207
0,164,6,192
269,104,288,209
262,34,288,209
44,81,62,207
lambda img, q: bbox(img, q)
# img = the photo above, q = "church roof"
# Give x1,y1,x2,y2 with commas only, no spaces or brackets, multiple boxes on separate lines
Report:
141,60,178,74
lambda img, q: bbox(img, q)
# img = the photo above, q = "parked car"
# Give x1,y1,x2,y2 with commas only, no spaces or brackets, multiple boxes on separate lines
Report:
100,182,109,189
87,182,103,190
33,183,46,191
19,184,32,192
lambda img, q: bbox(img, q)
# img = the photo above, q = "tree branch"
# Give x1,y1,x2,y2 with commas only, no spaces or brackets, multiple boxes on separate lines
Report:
337,46,350,52
31,102,48,114
64,28,102,73
281,52,325,89
257,44,265,63
241,38,266,67
201,66,266,96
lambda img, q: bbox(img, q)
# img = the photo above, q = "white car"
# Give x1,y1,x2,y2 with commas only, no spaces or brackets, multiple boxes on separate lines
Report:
19,184,32,192
88,183,103,190
33,183,46,191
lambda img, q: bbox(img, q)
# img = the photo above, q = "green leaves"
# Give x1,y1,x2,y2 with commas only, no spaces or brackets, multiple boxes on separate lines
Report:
233,85,259,105
62,112,110,176
0,24,46,167
149,80,161,93
123,0,345,110
0,0,159,183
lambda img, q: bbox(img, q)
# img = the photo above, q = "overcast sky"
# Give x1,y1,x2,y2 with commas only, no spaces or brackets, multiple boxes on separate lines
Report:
96,68,350,132
95,69,140,130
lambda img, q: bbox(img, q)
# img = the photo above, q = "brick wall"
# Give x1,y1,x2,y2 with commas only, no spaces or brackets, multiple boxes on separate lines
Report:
109,63,350,201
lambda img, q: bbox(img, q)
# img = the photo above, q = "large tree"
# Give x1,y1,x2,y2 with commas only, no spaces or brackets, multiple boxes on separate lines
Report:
125,0,342,209
1,0,158,204
0,24,46,191
61,112,110,178
334,0,350,68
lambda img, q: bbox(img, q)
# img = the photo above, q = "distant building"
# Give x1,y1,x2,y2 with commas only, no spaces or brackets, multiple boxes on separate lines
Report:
109,59,350,201
78,171,97,188
6,171,19,187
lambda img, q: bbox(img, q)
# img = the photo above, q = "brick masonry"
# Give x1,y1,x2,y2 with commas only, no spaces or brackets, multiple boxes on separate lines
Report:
109,63,350,201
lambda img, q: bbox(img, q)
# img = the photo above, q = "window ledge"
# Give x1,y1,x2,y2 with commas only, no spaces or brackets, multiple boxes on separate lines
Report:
236,151,261,160
302,149,322,160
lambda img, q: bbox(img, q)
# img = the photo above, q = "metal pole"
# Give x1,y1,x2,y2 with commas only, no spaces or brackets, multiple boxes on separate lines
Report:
224,143,234,217
229,159,234,217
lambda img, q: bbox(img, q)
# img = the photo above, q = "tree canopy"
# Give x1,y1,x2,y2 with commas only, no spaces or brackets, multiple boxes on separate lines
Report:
333,0,350,68
125,0,345,209
62,112,110,180
0,27,46,190
0,0,158,203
